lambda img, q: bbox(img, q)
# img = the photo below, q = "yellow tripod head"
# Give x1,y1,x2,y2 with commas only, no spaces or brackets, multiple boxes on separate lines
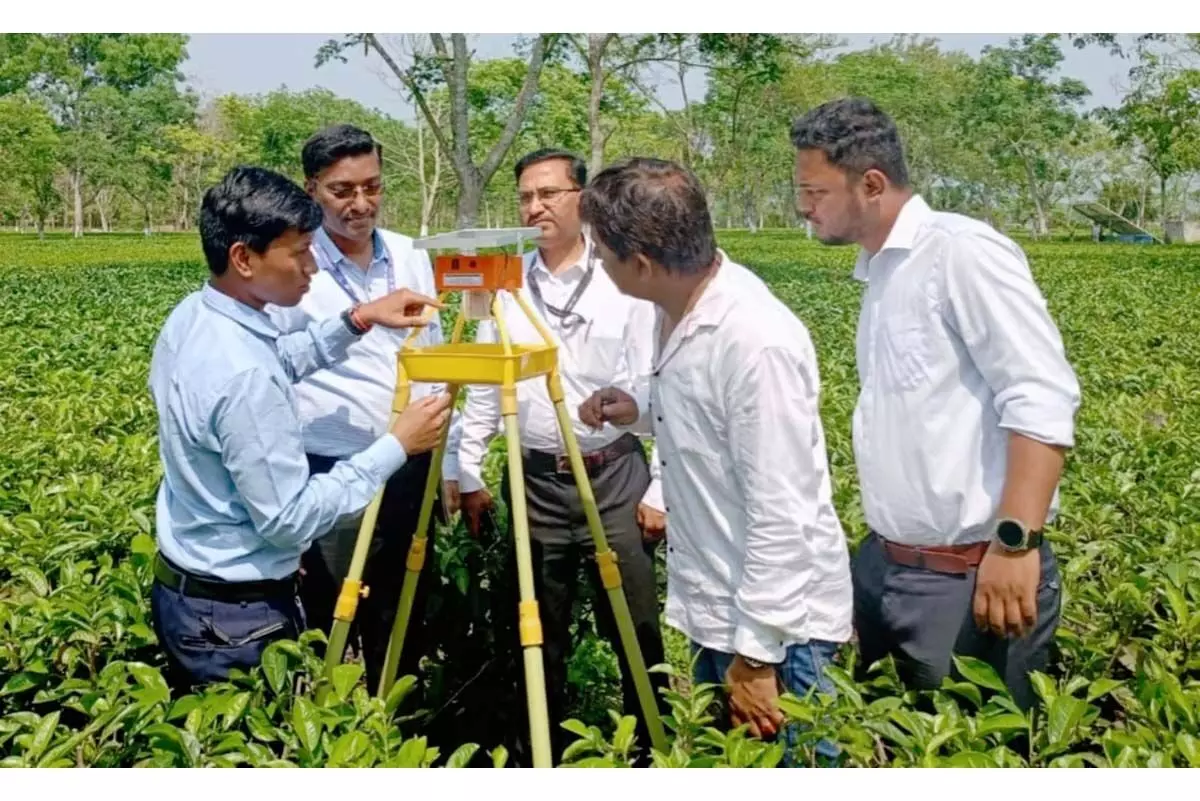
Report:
396,226,559,390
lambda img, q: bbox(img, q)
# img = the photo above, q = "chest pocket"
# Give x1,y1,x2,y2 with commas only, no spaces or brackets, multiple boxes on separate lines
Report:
878,309,934,393
565,313,626,385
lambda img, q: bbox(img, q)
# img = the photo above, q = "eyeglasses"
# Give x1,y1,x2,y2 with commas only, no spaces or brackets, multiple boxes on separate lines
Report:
321,181,384,201
518,187,580,207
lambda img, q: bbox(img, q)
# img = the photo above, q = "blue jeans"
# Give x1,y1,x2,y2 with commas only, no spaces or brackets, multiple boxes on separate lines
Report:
691,639,841,766
150,579,306,694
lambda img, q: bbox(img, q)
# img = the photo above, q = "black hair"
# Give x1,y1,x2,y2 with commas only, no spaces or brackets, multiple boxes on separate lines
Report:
790,97,910,188
301,123,383,179
199,165,324,276
579,157,717,276
514,147,587,187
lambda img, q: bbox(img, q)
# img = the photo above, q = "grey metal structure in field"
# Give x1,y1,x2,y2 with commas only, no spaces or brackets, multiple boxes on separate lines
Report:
1072,201,1163,244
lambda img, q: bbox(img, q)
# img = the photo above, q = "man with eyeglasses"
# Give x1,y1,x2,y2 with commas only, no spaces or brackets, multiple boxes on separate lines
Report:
447,148,668,764
265,123,460,696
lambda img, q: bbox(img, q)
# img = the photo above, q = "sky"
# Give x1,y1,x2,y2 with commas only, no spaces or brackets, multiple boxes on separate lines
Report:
178,33,1142,121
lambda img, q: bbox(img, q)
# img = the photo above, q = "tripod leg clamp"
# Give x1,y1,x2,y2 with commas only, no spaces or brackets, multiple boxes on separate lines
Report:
333,579,366,622
518,600,543,646
595,550,622,590
406,536,427,572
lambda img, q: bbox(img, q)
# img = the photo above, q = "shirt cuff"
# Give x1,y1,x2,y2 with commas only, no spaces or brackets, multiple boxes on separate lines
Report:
733,617,788,664
997,391,1078,448
640,477,664,512
317,312,361,362
458,463,487,494
441,449,460,483
353,433,409,483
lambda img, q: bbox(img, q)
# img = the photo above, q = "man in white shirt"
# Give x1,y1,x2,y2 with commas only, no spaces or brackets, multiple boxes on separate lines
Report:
266,124,460,695
791,97,1081,711
448,148,668,764
577,157,852,763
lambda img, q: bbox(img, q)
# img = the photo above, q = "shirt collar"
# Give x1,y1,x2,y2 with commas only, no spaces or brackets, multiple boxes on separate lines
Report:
675,250,738,332
528,234,593,282
853,193,932,282
201,282,280,340
314,226,389,272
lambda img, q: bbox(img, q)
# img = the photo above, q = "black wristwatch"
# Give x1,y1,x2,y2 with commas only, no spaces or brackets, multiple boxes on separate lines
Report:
994,518,1043,552
341,306,369,336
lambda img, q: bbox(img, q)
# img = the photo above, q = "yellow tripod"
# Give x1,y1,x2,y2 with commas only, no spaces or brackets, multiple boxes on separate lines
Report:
319,227,667,768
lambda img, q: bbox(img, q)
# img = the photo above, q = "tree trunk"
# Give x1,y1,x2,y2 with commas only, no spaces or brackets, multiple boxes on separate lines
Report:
71,167,84,238
586,35,615,176
456,169,484,229
1160,173,1168,232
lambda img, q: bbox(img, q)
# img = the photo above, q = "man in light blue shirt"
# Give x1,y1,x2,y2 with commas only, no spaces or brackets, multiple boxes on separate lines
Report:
148,164,450,693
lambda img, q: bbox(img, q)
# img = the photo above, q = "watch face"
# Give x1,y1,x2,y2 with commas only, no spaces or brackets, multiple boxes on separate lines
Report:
997,520,1026,548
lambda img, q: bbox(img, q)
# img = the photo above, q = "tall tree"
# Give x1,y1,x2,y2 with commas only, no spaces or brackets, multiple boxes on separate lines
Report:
317,33,555,227
959,34,1089,236
0,92,60,237
0,34,189,237
1099,55,1200,229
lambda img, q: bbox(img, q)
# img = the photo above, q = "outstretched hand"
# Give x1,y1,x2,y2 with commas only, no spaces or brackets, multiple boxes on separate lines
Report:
359,288,444,329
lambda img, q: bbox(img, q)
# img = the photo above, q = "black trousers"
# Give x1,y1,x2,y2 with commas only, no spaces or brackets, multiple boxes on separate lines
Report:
497,436,668,764
851,531,1062,711
301,450,441,695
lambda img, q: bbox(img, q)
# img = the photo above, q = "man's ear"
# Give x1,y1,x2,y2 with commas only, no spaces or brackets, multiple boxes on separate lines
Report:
861,168,888,201
227,241,255,280
304,177,317,197
635,252,655,281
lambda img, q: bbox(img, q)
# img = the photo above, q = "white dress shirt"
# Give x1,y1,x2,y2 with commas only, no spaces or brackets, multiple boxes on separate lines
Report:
625,255,853,664
455,236,663,511
852,195,1081,547
267,226,461,479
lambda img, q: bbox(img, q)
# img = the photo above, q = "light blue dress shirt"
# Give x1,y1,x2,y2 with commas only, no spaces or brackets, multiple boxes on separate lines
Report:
148,282,409,582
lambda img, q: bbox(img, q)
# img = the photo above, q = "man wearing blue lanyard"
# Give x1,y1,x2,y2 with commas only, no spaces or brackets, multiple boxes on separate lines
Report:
265,124,460,695
148,165,449,693
450,148,668,765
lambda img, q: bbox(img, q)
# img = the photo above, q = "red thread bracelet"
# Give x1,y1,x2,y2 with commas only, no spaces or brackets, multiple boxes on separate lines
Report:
350,304,372,333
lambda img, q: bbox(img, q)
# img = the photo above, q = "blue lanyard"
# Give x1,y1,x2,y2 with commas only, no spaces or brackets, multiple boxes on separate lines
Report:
322,234,395,304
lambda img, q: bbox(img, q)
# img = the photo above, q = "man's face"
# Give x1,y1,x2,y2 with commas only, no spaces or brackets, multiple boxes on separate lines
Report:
518,159,581,247
236,228,319,308
794,148,868,246
308,151,383,241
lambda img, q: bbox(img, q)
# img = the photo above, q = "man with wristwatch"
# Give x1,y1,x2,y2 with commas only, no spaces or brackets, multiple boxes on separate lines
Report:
148,165,450,693
791,98,1081,710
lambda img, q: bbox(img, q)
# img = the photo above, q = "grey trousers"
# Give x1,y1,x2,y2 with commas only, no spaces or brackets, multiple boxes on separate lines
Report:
851,532,1062,710
497,436,668,763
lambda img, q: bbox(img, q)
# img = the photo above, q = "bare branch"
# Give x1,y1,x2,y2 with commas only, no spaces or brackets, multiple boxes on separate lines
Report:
363,34,457,179
479,33,552,182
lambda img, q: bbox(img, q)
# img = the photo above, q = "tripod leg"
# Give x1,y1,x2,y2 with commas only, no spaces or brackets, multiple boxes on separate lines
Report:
320,403,405,693
500,387,554,768
376,383,462,699
546,372,669,757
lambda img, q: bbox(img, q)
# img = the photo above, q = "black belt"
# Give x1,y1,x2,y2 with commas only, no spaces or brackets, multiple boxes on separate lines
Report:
153,553,297,603
522,432,641,476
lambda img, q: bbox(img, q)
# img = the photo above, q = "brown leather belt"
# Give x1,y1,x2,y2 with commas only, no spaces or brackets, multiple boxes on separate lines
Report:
879,535,990,576
523,432,640,477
